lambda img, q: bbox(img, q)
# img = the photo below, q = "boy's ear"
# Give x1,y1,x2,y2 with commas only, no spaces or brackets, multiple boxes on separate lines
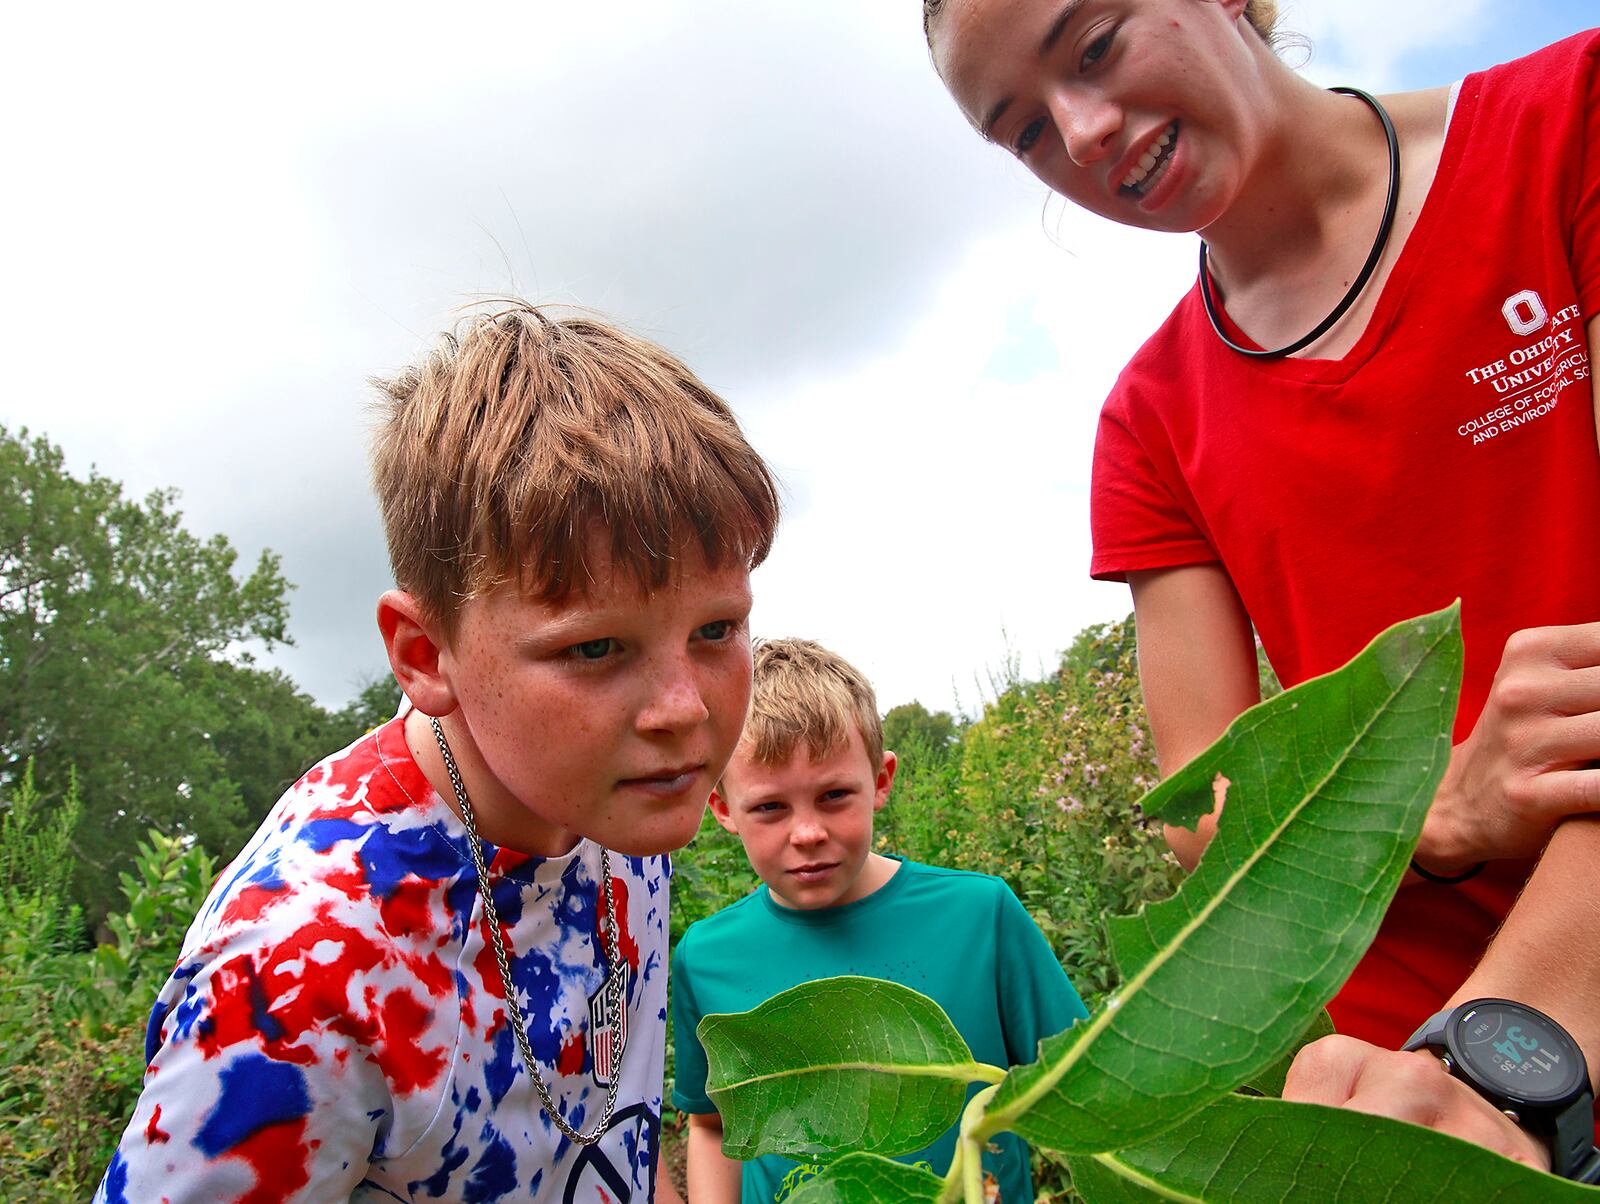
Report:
376,589,457,718
873,750,898,813
707,786,740,835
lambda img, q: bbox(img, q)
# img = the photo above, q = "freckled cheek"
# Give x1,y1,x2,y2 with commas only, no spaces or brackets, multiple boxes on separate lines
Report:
708,665,753,735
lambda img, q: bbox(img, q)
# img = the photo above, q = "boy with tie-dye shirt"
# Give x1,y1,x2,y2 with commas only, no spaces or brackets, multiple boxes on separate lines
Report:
96,305,779,1202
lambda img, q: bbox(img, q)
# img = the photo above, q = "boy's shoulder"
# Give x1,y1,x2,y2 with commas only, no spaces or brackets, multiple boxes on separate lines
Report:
894,858,1007,888
677,860,1014,960
890,857,1015,905
676,885,769,955
185,716,462,957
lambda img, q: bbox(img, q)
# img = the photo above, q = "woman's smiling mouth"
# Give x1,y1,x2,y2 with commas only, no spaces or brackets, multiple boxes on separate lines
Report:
1120,120,1180,196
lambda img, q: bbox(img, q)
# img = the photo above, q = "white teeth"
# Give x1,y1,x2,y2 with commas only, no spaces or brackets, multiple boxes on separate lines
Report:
1122,122,1178,192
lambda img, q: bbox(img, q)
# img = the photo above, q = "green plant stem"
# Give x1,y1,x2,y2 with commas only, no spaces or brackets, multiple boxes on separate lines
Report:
938,1142,965,1204
938,1085,1001,1204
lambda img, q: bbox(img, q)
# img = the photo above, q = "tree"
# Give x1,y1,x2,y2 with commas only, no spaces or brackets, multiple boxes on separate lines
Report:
882,701,960,761
334,672,404,736
0,428,298,920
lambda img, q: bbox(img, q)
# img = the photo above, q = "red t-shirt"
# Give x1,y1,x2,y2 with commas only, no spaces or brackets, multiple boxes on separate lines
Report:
1090,32,1600,1048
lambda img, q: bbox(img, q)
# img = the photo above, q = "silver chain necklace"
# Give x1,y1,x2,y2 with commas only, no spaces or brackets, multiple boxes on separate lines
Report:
430,716,627,1146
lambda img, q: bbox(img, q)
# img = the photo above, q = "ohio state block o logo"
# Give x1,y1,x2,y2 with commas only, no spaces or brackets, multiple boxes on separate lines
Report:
1502,290,1548,336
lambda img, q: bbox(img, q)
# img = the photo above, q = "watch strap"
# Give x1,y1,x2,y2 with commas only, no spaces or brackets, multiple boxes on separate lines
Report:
1402,1007,1451,1055
1569,1147,1600,1186
1550,1095,1600,1182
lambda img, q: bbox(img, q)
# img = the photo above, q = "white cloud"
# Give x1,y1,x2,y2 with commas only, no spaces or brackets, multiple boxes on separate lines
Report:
1281,0,1497,86
0,0,1572,716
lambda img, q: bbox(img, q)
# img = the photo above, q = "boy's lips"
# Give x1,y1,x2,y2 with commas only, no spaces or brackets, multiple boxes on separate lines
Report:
788,861,838,883
617,763,705,798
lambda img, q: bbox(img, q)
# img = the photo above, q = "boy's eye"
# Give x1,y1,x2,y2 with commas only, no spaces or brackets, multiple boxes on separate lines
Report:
697,619,735,642
1081,29,1113,70
1014,117,1048,156
571,637,616,661
822,789,851,803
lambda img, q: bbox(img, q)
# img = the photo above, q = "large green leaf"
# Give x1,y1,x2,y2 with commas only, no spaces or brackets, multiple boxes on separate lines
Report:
985,605,1463,1153
1072,1093,1600,1201
1239,1010,1335,1100
700,976,998,1159
782,1153,945,1203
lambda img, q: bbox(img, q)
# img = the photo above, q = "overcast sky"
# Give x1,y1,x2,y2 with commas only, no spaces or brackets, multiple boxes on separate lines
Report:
3,1,1593,717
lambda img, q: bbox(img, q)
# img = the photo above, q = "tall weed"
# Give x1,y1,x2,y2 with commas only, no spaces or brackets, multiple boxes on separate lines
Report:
0,770,213,1200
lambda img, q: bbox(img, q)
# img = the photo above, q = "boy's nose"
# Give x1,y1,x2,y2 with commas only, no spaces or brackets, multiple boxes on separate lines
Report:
790,820,827,847
637,665,710,733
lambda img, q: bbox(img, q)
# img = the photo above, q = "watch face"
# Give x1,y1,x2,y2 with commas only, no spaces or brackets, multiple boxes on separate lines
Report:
1448,1000,1587,1106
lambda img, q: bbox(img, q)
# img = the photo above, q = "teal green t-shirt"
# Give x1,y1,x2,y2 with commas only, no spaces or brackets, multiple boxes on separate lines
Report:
671,858,1088,1203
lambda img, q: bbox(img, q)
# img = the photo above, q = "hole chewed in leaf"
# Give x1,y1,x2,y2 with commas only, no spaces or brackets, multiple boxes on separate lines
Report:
1211,772,1232,811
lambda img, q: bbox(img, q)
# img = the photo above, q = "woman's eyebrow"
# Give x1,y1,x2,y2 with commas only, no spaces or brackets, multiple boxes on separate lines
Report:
1039,0,1089,54
979,0,1089,140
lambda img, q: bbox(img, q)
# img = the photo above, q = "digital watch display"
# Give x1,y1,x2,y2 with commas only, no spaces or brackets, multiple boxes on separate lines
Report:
1405,998,1600,1183
1448,1000,1586,1105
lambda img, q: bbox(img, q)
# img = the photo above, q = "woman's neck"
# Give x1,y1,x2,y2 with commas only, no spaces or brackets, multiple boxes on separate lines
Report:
1193,68,1451,360
1202,74,1394,289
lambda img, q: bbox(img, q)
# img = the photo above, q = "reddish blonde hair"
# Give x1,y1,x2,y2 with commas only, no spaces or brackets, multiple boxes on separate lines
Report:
371,303,779,638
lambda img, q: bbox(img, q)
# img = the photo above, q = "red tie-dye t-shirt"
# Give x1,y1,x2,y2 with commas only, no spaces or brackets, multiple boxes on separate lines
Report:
96,716,670,1203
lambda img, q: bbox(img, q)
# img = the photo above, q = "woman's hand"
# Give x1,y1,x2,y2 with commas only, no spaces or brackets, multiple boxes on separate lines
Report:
1416,622,1600,873
1283,1035,1551,1171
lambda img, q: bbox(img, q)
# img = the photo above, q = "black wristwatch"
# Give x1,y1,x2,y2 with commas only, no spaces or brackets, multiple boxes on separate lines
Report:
1404,998,1600,1183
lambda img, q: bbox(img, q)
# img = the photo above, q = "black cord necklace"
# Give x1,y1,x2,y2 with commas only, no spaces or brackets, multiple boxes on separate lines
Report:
1198,86,1401,360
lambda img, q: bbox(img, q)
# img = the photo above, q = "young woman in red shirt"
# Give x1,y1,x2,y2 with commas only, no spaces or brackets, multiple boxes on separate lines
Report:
924,0,1600,1179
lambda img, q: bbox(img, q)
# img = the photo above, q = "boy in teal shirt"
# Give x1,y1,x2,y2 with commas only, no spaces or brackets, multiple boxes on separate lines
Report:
672,638,1087,1203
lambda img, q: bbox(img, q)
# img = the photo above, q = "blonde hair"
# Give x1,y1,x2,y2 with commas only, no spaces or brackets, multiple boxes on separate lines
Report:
740,638,885,774
924,0,1284,50
371,302,780,638
1243,0,1281,45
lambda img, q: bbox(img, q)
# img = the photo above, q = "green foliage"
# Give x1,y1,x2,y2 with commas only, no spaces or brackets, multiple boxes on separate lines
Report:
1069,1094,1597,1202
878,619,1182,1012
0,427,381,922
786,1152,944,1202
883,701,960,759
1239,1010,1335,1101
989,605,1461,1155
84,830,216,1040
336,672,406,736
697,607,1573,1202
0,427,275,918
1,762,80,915
0,766,216,1200
701,977,1000,1161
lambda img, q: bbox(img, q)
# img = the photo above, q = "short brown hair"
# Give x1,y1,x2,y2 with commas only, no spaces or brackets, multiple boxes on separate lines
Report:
738,638,884,775
371,302,779,637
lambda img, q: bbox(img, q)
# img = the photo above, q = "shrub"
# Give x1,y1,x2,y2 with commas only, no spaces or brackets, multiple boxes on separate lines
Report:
0,769,213,1200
